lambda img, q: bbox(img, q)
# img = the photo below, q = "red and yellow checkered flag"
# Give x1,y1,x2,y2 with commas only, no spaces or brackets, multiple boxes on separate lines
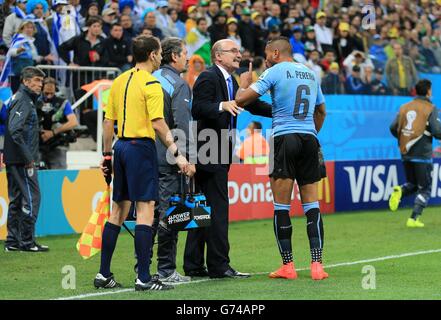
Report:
76,187,111,259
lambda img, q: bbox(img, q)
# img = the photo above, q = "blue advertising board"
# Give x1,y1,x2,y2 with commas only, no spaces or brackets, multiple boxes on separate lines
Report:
335,158,441,211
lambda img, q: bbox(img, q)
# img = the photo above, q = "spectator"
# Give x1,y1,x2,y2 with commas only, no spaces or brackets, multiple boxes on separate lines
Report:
431,36,441,67
82,1,99,27
139,26,153,37
25,0,57,66
385,43,419,96
47,0,81,48
362,65,374,95
369,34,388,69
2,0,28,47
236,121,269,164
333,22,358,63
343,50,374,80
409,44,430,73
226,17,241,48
321,62,344,94
120,14,137,45
251,11,266,57
119,0,135,17
304,25,318,52
419,36,441,73
238,8,255,54
289,25,305,57
169,8,186,39
101,8,117,36
184,54,205,89
185,5,197,33
0,0,15,39
320,49,335,73
103,23,132,71
306,49,322,84
267,24,281,41
155,0,177,38
37,77,78,169
186,17,211,66
0,20,47,93
345,65,365,95
139,9,164,39
205,0,219,26
221,2,233,18
208,10,227,45
314,11,333,53
370,68,389,95
265,3,281,30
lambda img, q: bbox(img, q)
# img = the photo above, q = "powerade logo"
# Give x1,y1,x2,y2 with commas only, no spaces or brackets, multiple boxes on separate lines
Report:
335,159,441,211
193,214,211,221
168,212,191,224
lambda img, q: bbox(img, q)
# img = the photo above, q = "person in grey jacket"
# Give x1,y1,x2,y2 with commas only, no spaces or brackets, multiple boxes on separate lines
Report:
151,37,195,283
2,0,27,46
389,79,441,227
3,66,49,252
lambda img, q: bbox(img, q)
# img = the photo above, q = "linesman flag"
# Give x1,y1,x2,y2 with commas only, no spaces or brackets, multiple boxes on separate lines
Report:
76,187,111,259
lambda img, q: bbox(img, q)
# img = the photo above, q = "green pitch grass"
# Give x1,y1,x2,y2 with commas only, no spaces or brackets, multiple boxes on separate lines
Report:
1,207,441,300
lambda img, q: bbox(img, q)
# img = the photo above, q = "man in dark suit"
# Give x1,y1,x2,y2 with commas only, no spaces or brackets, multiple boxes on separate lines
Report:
184,39,272,279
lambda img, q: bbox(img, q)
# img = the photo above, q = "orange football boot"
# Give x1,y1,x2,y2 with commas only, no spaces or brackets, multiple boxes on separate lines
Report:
269,262,298,279
310,262,329,280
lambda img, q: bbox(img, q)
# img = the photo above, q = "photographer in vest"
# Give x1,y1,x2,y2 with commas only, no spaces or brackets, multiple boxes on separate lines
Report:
389,79,441,227
37,77,78,169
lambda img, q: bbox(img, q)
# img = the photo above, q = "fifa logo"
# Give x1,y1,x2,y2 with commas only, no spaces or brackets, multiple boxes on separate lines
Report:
405,111,417,131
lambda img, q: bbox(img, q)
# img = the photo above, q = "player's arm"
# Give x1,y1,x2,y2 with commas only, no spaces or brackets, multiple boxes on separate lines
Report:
314,82,326,133
428,108,441,140
314,103,326,133
236,63,271,108
389,113,399,138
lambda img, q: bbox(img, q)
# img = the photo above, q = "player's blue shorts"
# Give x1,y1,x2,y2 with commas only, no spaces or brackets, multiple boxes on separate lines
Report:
112,138,159,202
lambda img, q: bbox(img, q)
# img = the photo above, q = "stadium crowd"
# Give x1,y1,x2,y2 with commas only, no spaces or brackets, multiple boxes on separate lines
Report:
0,0,441,96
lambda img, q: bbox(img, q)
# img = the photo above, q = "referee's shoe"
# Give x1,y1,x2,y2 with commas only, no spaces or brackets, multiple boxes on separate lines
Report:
94,273,122,289
135,274,174,291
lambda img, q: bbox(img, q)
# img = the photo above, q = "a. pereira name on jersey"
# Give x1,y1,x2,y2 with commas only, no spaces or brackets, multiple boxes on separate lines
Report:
287,70,315,81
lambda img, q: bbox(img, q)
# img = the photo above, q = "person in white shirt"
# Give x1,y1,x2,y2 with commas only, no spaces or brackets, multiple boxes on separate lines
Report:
313,11,333,54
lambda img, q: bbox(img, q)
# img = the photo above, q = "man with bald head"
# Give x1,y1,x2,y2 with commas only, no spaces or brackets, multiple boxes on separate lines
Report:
186,39,271,279
236,36,328,281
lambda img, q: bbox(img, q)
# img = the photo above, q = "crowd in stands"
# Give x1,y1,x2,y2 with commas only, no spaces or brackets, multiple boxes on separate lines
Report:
0,0,441,97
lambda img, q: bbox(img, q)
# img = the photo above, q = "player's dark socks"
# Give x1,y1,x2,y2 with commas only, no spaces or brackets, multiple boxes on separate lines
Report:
311,248,323,263
411,193,428,219
273,203,293,264
135,224,153,283
303,202,324,262
99,222,121,277
402,183,417,197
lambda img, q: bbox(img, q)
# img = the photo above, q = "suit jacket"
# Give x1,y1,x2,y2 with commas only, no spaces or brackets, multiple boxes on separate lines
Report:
192,65,272,173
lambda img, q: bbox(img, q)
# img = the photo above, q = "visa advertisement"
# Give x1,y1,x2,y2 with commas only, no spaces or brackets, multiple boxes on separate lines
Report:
335,158,441,211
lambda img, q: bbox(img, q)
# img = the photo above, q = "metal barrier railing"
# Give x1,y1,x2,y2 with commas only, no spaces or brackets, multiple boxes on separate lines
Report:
36,65,121,103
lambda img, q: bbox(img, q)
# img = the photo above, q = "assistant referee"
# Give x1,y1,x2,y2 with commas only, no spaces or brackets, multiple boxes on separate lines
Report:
94,36,194,291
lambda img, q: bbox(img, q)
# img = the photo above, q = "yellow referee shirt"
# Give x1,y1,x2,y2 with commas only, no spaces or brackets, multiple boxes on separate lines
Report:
105,68,164,139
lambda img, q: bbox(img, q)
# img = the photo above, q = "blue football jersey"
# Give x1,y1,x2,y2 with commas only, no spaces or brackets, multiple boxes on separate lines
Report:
250,61,325,137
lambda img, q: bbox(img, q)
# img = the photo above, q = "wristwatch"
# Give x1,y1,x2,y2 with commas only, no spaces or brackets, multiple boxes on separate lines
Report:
102,152,113,157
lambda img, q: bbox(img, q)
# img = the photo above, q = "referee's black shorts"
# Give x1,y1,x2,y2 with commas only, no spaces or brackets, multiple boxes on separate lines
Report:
112,138,159,202
269,133,321,186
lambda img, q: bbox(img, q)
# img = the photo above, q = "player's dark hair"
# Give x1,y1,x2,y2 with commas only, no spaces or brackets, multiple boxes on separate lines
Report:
266,36,292,56
132,35,160,63
43,77,57,87
161,37,184,65
415,79,432,96
110,22,122,30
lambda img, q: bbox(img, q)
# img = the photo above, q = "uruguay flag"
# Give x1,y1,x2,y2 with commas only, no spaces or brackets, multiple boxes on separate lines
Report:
0,33,28,87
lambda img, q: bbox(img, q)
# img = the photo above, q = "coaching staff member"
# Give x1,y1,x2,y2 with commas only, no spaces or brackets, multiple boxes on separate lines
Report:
4,66,49,252
152,37,195,284
94,36,194,291
389,79,441,227
185,39,272,279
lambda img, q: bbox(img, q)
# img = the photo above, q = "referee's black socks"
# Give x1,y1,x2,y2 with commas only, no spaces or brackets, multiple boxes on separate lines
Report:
100,222,121,277
135,224,153,283
303,202,324,263
273,203,293,265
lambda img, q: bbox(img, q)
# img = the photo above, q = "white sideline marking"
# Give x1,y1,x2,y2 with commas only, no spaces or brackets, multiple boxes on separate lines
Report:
54,248,441,300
